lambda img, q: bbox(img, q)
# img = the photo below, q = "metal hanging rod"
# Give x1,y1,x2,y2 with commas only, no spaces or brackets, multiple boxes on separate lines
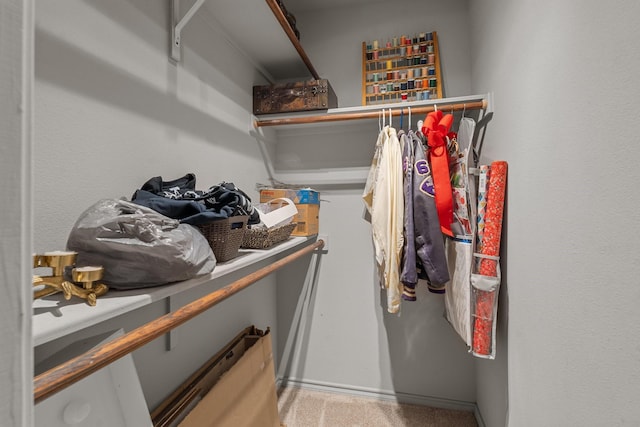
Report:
34,239,325,404
254,99,487,127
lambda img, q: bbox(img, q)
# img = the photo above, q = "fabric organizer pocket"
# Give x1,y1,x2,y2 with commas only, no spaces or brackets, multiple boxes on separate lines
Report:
470,252,502,359
444,237,473,348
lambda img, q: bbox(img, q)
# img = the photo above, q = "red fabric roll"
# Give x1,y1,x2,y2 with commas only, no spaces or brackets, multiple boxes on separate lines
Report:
472,161,507,356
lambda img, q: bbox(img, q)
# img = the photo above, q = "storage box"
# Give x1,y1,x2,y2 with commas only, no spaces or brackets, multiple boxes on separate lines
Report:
260,189,319,236
259,188,319,205
291,204,319,236
151,326,279,427
253,79,338,114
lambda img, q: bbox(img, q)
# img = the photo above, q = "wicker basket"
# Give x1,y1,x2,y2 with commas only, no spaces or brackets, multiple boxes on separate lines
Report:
197,216,248,262
241,222,297,250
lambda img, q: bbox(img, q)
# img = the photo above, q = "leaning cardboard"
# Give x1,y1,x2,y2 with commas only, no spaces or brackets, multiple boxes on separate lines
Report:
151,326,280,427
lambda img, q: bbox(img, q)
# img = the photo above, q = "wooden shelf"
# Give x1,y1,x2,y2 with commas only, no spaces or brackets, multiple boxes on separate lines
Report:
254,94,488,127
172,0,319,81
204,0,318,81
33,236,317,347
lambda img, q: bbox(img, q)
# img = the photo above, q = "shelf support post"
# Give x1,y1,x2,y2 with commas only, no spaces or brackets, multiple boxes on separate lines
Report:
171,0,206,62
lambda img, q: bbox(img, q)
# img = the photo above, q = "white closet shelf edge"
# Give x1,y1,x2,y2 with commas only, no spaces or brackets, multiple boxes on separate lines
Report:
33,236,315,347
253,94,490,126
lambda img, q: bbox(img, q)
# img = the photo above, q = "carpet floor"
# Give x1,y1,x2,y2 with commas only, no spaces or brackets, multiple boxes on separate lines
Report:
277,386,479,427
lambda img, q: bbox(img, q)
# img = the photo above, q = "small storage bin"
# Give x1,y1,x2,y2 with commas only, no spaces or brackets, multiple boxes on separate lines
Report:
197,216,248,262
241,222,297,250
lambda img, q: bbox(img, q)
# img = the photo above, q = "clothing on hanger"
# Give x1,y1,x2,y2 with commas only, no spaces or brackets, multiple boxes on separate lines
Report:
399,130,416,300
364,121,404,314
405,130,449,294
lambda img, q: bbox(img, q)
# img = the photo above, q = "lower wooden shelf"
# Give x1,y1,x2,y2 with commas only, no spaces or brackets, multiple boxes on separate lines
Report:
33,236,317,346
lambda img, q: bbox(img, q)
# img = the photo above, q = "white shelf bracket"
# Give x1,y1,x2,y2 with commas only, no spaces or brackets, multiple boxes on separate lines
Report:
171,0,206,62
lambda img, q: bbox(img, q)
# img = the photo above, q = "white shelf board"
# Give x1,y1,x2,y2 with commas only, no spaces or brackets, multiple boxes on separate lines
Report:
270,167,370,186
253,94,490,129
200,0,312,81
33,236,315,347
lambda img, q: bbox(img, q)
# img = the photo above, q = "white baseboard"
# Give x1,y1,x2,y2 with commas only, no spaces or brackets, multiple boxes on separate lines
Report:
277,377,485,426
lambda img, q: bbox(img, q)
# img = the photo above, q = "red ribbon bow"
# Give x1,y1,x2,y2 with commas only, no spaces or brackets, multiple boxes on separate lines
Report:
422,110,454,237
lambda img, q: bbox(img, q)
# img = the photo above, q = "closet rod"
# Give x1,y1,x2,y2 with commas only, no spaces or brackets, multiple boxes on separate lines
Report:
265,0,320,80
255,99,486,127
33,239,325,404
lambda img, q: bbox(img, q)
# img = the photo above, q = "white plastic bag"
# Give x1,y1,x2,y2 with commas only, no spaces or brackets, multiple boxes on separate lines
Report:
66,199,216,289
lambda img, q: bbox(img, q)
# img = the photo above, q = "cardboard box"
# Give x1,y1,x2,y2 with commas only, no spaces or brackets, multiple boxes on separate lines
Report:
291,204,319,236
260,189,320,236
259,188,319,205
151,327,279,427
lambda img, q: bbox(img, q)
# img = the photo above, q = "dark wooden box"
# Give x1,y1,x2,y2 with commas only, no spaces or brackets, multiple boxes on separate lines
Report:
253,79,338,114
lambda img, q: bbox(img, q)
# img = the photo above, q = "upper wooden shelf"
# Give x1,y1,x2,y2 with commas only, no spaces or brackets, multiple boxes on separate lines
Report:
173,0,319,81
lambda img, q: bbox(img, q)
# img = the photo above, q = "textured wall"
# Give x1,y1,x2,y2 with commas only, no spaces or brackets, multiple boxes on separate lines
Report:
469,1,640,425
0,1,33,426
275,0,479,406
32,0,279,411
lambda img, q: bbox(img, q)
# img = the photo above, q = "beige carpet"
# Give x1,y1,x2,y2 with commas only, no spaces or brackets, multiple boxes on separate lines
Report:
277,386,478,427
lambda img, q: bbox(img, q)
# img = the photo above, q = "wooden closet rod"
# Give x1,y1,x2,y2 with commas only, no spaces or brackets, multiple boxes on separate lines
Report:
33,239,325,404
265,0,320,80
255,99,487,127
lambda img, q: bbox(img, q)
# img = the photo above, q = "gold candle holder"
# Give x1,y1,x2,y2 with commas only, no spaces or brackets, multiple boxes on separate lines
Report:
32,251,108,306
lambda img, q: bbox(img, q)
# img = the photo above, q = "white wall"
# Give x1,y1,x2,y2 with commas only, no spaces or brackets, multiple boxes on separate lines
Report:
469,1,640,426
0,2,34,426
292,0,472,107
275,0,479,407
32,0,282,411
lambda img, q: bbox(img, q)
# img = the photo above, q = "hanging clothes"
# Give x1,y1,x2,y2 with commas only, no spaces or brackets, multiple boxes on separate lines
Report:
404,130,450,295
363,125,404,314
399,130,417,301
362,125,387,215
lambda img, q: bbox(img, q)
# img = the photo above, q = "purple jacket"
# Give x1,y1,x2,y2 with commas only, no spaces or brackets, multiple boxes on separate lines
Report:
401,131,450,297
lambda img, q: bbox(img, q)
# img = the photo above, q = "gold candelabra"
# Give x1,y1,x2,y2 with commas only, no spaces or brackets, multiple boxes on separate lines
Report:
32,251,108,306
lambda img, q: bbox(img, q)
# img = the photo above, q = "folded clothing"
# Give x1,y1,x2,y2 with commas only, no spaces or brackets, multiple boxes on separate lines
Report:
132,174,260,226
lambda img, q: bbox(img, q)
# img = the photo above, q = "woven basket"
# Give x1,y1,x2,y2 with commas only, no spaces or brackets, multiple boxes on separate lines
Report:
197,216,248,262
241,222,297,250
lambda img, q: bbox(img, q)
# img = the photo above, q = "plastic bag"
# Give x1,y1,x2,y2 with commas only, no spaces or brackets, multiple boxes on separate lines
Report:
66,199,216,289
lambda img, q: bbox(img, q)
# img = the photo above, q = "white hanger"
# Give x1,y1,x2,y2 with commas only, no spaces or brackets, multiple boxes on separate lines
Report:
408,106,412,131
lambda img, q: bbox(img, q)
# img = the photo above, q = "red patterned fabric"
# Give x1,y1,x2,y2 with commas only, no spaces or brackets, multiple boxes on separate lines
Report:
472,161,507,356
422,110,454,237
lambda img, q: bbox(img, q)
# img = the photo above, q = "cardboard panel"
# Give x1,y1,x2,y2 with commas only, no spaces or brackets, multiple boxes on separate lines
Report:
152,327,279,427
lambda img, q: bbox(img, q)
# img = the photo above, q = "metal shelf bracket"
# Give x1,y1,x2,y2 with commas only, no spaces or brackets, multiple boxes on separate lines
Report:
171,0,206,62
